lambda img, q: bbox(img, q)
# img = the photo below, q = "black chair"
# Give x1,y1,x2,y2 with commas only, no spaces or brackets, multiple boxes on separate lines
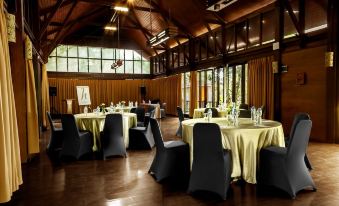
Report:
188,123,232,200
128,114,155,150
134,107,146,127
46,111,64,153
239,103,249,110
60,114,93,160
259,120,316,199
130,107,136,113
149,118,189,182
100,114,126,159
239,109,251,118
176,106,186,137
204,108,219,118
285,113,312,170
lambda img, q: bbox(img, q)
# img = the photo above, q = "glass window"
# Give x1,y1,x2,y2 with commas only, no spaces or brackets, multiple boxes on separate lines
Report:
89,59,101,73
201,37,207,60
79,59,88,72
125,50,134,60
88,47,101,59
116,64,124,74
225,66,233,103
102,48,114,59
56,57,67,72
116,49,124,60
235,65,243,106
142,61,150,74
78,47,88,58
262,11,275,44
68,58,78,72
57,45,67,57
284,0,298,39
179,46,185,66
206,70,213,106
236,21,247,51
226,25,235,53
67,46,77,57
47,57,56,71
248,16,260,47
305,0,327,34
208,34,215,57
50,49,56,56
102,60,115,73
125,61,133,74
133,51,141,60
134,61,142,74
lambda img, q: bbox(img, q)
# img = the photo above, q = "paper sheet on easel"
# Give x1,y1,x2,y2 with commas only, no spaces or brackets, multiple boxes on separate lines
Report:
76,86,91,106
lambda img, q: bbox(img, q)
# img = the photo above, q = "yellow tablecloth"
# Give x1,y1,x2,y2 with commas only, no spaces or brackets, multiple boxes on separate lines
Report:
106,107,133,113
193,108,228,119
182,118,285,184
74,112,137,151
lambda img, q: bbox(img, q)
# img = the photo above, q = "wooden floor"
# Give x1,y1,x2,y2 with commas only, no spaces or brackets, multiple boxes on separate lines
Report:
3,117,339,206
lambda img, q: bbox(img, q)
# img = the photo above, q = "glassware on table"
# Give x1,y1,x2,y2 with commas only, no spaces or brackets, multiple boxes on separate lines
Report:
257,108,263,125
251,106,256,121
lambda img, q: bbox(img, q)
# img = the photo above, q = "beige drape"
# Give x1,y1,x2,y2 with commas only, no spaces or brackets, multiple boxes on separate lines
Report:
48,75,182,116
25,35,39,155
41,64,50,128
189,71,197,117
248,56,274,119
0,0,23,202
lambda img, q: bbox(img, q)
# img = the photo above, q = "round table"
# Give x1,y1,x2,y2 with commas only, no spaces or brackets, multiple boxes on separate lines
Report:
193,108,228,119
182,118,285,184
74,112,137,151
106,107,134,113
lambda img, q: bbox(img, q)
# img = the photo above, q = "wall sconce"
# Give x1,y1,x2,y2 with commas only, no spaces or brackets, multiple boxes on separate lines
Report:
6,13,16,43
325,51,334,68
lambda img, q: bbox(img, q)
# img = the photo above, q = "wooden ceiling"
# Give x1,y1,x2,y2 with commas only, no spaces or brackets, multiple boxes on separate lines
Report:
39,0,276,59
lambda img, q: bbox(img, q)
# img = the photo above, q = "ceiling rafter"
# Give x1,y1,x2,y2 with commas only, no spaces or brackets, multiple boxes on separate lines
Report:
39,0,65,40
149,0,193,38
40,0,73,15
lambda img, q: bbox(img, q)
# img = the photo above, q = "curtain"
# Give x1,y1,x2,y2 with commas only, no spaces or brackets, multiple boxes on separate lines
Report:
0,0,23,202
248,56,274,119
41,64,50,128
48,75,182,116
189,71,197,117
25,35,39,155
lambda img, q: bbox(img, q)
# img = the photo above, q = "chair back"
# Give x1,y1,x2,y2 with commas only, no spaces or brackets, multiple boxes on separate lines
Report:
193,123,224,161
177,106,185,122
61,114,81,151
135,107,145,122
148,105,155,113
204,108,218,117
287,120,312,160
47,111,56,132
289,113,310,139
149,118,165,151
239,109,251,118
130,107,136,113
103,114,123,139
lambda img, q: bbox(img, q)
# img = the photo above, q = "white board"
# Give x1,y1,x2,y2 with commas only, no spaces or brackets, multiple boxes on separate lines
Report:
76,86,91,106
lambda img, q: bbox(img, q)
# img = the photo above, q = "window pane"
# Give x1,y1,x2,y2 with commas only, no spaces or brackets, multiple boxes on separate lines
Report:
236,21,247,51
116,49,124,60
102,60,115,73
50,48,56,56
305,0,327,34
125,61,133,74
201,37,207,60
226,26,235,53
200,71,205,108
57,45,67,57
142,61,150,74
206,70,212,105
68,58,78,72
219,68,224,104
133,51,141,60
116,63,124,74
79,59,88,72
173,49,179,68
179,46,185,66
102,48,114,59
78,47,88,58
245,64,248,104
235,65,243,106
89,59,101,73
208,34,215,57
249,16,260,47
134,61,142,74
68,46,77,57
262,10,275,44
125,50,133,60
226,67,233,103
47,57,56,71
57,57,67,72
88,47,101,59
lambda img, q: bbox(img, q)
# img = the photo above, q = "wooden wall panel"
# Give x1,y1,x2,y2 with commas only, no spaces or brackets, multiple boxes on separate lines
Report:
281,46,327,142
48,75,181,116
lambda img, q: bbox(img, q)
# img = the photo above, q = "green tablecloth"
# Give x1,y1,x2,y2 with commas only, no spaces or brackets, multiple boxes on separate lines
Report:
182,118,285,184
193,108,228,119
74,112,137,151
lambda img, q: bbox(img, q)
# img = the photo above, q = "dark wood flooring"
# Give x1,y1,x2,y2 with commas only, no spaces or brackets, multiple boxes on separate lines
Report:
3,117,339,206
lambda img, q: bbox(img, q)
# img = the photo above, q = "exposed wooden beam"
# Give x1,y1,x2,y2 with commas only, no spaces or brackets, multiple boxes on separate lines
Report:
39,0,65,39
50,21,63,27
149,0,193,38
40,0,73,15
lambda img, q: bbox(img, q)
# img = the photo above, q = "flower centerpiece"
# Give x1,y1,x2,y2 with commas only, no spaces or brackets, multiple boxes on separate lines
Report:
99,103,106,114
120,101,126,107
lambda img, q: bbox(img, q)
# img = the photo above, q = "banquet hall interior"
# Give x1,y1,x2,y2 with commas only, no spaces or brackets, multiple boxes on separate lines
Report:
1,0,339,205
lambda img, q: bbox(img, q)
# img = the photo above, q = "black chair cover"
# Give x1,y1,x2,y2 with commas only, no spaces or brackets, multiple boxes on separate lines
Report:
46,111,63,152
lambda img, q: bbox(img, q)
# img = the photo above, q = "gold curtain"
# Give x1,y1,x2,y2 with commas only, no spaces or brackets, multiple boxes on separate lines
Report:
189,71,197,117
248,56,274,119
41,64,50,128
0,0,23,202
25,35,39,155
